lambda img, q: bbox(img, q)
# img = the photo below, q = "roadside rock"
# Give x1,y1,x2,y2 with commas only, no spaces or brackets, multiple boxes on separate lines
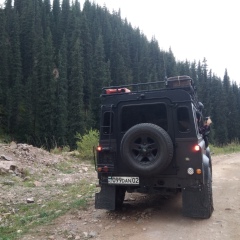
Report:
26,197,35,203
0,154,12,161
9,141,17,149
0,161,17,174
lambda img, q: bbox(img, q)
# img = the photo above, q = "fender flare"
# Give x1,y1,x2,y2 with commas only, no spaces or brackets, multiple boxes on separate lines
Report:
202,154,210,183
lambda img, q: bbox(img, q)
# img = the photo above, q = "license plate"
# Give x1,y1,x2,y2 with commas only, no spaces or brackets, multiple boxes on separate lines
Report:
108,176,139,185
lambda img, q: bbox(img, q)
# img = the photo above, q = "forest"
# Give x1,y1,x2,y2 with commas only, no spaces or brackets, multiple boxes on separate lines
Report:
0,0,240,149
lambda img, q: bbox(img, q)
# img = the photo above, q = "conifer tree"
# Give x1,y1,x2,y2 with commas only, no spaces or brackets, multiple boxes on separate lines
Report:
149,38,161,82
190,61,197,85
37,27,55,148
18,0,35,81
232,82,240,139
55,35,68,146
28,1,44,145
164,48,177,78
60,0,70,37
52,0,61,50
67,37,84,148
6,10,23,137
92,34,111,127
211,77,228,145
0,9,9,132
138,35,151,83
99,6,113,61
81,12,94,129
110,26,128,85
65,1,84,147
223,69,238,142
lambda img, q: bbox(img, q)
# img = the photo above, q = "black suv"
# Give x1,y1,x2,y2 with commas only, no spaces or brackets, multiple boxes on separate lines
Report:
95,75,213,219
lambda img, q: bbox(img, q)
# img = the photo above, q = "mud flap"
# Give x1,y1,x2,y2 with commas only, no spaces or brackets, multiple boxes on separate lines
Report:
95,185,116,210
182,184,213,219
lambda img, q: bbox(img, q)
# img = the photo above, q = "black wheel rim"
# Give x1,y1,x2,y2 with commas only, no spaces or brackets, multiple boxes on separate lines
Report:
130,135,159,165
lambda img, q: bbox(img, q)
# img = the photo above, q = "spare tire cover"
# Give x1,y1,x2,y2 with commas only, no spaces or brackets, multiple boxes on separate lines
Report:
120,123,173,176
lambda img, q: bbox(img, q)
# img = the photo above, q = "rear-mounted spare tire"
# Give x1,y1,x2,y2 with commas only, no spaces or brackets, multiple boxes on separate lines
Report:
120,123,173,176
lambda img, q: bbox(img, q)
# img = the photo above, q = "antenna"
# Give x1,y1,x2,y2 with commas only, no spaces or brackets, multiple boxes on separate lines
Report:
163,53,168,86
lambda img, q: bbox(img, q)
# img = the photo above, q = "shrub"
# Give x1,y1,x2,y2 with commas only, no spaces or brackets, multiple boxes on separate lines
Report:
50,145,70,154
210,140,240,155
76,129,99,160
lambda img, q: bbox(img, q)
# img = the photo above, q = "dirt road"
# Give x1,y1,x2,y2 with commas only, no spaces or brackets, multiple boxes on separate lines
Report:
20,152,240,240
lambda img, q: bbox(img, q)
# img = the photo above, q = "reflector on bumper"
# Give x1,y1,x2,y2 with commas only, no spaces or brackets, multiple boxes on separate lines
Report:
187,168,194,175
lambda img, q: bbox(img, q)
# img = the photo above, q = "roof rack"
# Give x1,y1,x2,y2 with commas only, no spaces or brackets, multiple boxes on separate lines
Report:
101,76,201,109
101,75,195,95
102,80,166,95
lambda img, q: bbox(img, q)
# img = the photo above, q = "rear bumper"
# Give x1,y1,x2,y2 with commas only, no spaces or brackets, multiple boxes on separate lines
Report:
98,174,203,191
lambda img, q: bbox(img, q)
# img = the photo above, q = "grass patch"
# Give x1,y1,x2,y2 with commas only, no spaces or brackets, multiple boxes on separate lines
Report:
54,161,74,174
0,180,95,240
50,146,70,155
22,181,36,187
210,141,240,155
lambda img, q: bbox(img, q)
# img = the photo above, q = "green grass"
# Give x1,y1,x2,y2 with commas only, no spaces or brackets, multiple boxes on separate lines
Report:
50,146,70,155
210,141,240,155
54,160,75,174
0,180,95,240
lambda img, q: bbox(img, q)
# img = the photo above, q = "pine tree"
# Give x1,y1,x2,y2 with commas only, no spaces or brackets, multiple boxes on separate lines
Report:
110,26,128,85
68,1,85,148
0,9,9,132
81,12,94,129
37,27,55,148
18,0,35,81
190,61,197,85
67,37,84,148
176,60,191,76
6,10,23,137
164,48,177,78
60,0,70,37
92,34,111,127
223,69,238,142
52,0,61,50
130,28,142,83
232,82,240,140
55,35,68,146
27,1,44,145
149,38,162,82
99,5,113,61
211,78,228,145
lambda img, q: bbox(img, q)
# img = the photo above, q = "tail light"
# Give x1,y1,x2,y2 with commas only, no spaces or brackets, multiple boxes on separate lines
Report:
97,166,109,172
97,146,102,152
194,145,200,152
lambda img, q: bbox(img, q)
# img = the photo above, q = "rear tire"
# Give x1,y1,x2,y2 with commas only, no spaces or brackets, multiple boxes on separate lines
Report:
182,167,213,219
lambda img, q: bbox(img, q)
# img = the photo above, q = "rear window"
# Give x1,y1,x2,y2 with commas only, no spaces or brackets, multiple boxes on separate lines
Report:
177,107,190,132
121,103,168,132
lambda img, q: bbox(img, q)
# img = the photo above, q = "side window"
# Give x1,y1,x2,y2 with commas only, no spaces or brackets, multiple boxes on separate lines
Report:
177,107,190,132
102,112,113,134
